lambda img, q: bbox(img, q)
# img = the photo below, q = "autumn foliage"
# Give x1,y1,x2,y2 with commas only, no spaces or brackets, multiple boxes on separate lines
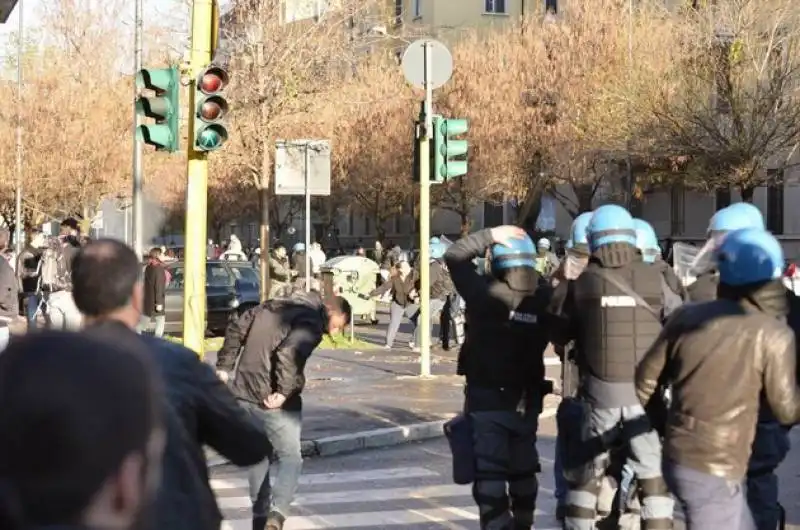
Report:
1,0,797,239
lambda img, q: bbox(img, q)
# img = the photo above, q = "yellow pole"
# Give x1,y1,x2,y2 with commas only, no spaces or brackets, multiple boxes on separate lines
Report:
418,41,433,377
182,0,214,357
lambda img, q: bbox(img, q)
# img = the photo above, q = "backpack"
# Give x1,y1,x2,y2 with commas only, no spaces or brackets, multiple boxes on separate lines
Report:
40,241,70,292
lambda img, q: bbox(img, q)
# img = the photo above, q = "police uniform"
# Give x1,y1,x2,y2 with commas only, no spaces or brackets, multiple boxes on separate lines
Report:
550,205,673,530
444,228,552,530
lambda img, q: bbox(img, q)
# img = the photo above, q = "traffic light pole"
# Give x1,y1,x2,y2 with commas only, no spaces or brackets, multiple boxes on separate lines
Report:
418,42,433,378
182,0,214,357
131,0,143,259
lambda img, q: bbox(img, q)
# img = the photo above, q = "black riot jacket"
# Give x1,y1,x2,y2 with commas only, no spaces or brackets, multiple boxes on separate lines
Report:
444,229,552,410
550,243,665,407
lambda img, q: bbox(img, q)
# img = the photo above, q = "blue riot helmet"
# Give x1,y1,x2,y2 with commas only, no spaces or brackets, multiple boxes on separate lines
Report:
490,234,537,271
430,241,447,260
570,212,593,248
586,204,636,252
633,219,660,263
715,228,783,286
293,242,305,253
430,236,441,245
707,203,765,236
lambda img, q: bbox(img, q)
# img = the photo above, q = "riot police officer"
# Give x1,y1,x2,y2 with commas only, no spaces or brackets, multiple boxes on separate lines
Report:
636,227,800,529
633,218,687,319
551,211,592,520
682,204,790,530
687,203,765,302
444,226,552,530
550,204,674,530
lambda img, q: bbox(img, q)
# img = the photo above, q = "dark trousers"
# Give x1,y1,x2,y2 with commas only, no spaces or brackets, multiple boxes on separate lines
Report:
664,460,755,530
468,389,541,530
239,401,303,523
746,421,789,530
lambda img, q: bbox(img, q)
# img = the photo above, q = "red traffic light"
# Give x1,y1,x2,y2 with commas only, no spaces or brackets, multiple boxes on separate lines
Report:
198,66,229,95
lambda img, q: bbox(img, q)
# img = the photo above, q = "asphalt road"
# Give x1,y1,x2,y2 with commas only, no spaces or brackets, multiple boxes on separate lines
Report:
212,431,800,530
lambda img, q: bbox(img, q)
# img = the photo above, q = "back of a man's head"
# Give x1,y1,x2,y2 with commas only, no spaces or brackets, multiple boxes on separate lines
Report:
0,331,163,528
72,239,141,317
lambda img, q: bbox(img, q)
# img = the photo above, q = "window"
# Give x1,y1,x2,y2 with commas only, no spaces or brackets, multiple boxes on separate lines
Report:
767,170,784,234
414,0,421,18
395,0,403,25
545,0,558,14
715,187,731,210
230,265,260,287
167,266,184,290
364,215,372,235
485,0,507,13
206,264,233,288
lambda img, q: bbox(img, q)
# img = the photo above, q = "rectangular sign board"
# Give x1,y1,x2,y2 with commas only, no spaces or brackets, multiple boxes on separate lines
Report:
275,139,331,196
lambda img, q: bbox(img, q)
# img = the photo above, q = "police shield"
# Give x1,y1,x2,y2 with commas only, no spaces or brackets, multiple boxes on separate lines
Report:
672,242,703,286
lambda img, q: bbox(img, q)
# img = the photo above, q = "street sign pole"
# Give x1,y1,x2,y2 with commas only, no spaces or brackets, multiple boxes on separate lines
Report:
418,42,433,378
304,145,311,292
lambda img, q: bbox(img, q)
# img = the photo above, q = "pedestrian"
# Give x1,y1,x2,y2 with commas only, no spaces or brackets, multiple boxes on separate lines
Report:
40,218,82,331
140,246,167,337
16,230,45,329
268,244,296,298
0,331,165,530
444,225,553,530
0,228,18,352
636,227,800,530
669,203,793,530
549,204,674,530
216,290,352,530
407,238,451,350
72,238,273,530
367,256,418,349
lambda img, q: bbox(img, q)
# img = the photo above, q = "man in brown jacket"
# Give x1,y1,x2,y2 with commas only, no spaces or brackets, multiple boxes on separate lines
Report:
635,228,800,529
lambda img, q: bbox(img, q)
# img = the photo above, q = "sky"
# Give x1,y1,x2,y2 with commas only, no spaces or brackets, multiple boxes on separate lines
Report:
0,0,234,59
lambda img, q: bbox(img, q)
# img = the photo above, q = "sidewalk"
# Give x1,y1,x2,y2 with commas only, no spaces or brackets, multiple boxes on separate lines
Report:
204,346,465,463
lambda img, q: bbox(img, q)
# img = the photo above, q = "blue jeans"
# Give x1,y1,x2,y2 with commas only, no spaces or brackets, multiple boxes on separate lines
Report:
410,298,446,345
26,293,39,327
240,401,303,519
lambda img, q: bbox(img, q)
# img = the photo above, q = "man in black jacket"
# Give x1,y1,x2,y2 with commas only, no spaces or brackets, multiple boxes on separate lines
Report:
71,238,271,530
217,291,352,530
445,226,552,530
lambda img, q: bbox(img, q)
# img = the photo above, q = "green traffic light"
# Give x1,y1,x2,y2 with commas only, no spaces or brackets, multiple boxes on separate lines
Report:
195,124,229,152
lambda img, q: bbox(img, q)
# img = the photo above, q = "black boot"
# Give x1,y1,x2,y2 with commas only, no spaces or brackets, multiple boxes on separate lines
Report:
252,516,267,530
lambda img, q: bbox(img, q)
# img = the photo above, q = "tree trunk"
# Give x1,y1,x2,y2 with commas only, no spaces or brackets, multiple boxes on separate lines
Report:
739,185,755,202
460,211,471,236
574,183,594,215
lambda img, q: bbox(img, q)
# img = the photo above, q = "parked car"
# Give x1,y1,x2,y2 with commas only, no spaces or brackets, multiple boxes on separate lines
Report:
164,260,261,336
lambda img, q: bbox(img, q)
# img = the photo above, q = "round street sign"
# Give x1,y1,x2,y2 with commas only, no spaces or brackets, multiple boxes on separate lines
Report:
401,39,453,90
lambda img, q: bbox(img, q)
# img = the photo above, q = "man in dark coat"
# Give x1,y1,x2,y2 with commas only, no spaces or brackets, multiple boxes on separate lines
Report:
140,247,167,337
71,238,272,530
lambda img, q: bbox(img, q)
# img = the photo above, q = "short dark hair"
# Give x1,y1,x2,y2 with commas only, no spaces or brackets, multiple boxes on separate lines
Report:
60,217,79,232
149,247,162,258
326,295,352,325
72,239,141,317
0,331,162,526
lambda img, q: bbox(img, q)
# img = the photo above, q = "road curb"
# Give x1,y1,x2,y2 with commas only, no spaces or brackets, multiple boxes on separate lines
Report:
206,419,448,467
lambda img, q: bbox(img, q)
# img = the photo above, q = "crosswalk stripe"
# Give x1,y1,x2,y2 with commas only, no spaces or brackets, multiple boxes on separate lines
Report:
218,484,471,510
211,466,438,491
220,507,561,530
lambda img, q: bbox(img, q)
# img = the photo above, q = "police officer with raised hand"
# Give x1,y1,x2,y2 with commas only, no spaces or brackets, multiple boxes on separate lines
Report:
633,218,687,319
549,204,674,530
687,202,766,302
678,203,792,530
444,225,553,530
636,228,800,529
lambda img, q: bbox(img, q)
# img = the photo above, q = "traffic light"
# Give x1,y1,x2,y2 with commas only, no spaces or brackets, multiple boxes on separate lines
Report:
194,66,230,152
135,66,180,153
432,116,469,182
